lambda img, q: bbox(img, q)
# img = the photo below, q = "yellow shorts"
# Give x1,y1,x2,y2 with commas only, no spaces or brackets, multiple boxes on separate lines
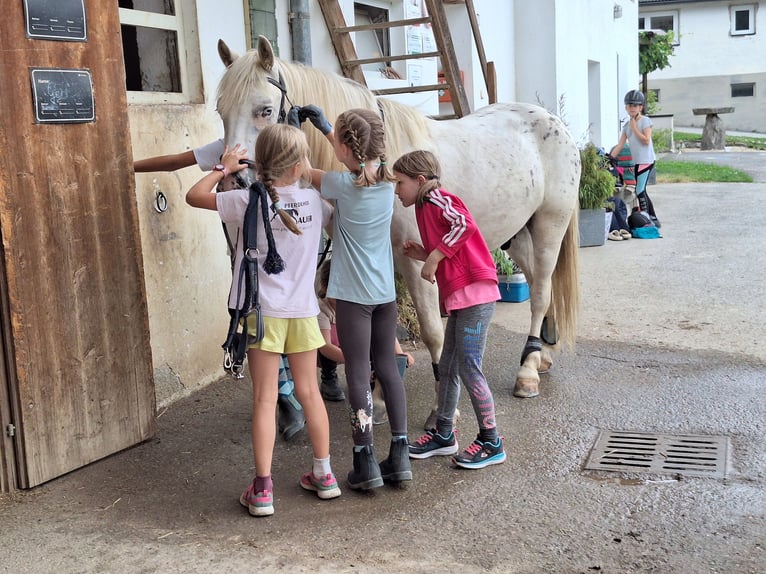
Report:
247,315,324,354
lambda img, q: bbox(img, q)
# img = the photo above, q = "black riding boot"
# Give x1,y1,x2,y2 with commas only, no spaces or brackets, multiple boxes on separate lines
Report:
379,437,413,483
319,354,345,401
277,393,305,441
347,445,384,490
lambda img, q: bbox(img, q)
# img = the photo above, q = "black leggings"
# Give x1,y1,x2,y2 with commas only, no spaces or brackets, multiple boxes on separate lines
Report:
335,300,407,444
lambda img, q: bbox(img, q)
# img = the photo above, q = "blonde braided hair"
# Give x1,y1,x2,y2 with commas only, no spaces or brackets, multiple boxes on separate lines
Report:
254,124,311,235
335,108,394,187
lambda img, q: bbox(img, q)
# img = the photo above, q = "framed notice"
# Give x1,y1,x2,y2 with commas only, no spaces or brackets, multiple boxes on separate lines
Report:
30,69,95,124
24,0,87,41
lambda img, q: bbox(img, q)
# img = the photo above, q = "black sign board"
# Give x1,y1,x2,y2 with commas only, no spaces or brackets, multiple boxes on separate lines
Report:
24,0,87,41
31,69,95,124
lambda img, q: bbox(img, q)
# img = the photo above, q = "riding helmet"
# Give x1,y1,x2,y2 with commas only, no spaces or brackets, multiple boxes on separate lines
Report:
624,90,645,106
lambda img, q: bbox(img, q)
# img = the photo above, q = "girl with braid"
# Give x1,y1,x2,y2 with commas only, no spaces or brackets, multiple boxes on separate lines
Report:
186,124,340,516
300,106,412,491
393,150,505,470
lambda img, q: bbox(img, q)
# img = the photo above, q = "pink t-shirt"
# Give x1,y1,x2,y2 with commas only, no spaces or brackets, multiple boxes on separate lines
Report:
444,279,499,314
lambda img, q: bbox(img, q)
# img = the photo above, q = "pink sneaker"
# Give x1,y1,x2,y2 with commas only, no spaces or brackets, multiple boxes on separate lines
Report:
239,482,274,516
299,472,342,500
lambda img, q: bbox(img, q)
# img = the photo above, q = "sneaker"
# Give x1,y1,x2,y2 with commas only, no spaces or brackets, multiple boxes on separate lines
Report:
239,483,274,516
299,472,342,500
452,436,506,469
408,429,459,459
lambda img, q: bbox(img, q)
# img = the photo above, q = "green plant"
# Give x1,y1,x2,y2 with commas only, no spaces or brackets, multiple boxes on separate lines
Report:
639,30,675,94
394,271,420,341
652,128,673,152
491,248,521,277
578,144,615,210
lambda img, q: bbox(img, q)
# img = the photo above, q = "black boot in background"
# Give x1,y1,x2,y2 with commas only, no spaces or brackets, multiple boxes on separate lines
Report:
277,393,305,441
379,437,413,483
347,445,383,490
319,354,345,401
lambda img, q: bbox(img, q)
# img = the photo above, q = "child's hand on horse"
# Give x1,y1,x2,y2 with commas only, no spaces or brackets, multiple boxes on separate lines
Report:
221,144,249,174
402,240,427,261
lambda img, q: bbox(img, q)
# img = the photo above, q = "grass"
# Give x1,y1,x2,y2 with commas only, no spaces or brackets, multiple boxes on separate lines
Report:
654,161,752,183
652,130,763,183
675,131,766,151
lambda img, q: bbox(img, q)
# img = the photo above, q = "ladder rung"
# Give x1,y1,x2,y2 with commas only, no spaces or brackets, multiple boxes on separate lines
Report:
429,114,460,120
372,83,447,96
336,17,431,33
346,51,442,67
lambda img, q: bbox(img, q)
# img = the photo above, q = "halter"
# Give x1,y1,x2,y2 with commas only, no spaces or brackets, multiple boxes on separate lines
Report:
267,73,292,124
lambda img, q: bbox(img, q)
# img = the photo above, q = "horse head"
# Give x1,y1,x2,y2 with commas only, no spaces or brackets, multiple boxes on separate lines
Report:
216,36,287,170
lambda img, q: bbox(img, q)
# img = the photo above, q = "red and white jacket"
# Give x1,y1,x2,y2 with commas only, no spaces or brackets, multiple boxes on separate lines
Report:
415,188,497,309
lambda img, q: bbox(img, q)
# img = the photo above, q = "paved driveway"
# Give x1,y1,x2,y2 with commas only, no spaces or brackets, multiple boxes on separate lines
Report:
1,164,764,573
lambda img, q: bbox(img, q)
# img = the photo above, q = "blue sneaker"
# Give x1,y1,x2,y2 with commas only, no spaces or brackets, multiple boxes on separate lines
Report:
451,436,506,469
408,429,459,459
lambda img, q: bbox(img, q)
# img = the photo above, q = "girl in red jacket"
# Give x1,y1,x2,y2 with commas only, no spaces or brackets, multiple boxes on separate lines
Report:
393,150,505,470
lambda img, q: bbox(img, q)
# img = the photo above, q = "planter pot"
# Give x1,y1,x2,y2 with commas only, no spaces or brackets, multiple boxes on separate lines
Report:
497,274,529,303
578,208,608,247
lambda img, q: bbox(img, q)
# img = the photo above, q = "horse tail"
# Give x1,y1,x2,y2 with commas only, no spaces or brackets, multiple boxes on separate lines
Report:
549,209,579,350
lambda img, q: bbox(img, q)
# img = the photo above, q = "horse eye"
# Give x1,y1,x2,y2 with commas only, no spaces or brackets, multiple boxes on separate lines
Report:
260,107,273,119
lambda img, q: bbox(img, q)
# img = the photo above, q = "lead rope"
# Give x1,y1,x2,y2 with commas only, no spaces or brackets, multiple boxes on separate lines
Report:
222,181,284,377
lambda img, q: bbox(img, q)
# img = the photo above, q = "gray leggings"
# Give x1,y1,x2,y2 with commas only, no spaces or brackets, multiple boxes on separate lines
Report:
437,302,497,433
335,299,407,444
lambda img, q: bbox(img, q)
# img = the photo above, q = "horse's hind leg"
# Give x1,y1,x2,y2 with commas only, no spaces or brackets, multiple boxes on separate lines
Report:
509,215,571,398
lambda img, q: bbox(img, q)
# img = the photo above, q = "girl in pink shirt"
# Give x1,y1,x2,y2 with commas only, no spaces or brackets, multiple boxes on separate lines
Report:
394,150,505,470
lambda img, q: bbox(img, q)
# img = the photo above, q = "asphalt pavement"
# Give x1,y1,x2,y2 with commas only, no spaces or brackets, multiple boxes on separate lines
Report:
1,152,764,574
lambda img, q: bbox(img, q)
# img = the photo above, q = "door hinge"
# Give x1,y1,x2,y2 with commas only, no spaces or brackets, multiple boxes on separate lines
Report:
6,423,15,437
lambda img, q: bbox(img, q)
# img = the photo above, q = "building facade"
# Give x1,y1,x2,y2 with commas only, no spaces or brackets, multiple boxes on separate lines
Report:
639,0,764,132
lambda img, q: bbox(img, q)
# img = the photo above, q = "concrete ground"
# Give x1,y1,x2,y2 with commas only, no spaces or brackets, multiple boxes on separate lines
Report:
1,153,764,574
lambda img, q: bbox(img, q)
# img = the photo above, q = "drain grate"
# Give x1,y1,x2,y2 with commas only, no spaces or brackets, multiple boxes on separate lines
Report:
584,431,728,479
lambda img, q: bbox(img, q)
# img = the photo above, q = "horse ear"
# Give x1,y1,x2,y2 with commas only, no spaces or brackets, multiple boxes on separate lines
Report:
218,39,239,68
256,35,275,72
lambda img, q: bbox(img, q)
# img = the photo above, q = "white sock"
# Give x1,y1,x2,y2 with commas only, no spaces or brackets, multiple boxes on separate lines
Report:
313,456,331,479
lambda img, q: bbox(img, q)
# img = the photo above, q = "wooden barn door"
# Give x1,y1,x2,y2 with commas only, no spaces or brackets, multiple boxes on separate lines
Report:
0,0,155,491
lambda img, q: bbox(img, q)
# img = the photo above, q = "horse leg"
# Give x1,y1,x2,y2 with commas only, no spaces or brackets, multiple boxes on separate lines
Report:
509,210,577,397
392,247,445,428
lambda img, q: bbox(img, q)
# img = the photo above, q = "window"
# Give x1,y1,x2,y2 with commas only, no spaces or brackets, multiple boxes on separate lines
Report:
731,82,755,97
247,0,278,53
730,4,755,35
354,3,392,74
639,11,679,44
119,0,201,103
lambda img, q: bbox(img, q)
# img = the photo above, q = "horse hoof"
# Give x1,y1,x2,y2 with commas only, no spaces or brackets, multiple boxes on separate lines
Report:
423,408,438,430
513,380,539,398
538,359,553,374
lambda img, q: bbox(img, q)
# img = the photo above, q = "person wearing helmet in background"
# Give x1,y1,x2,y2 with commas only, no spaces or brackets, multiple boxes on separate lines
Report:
610,90,661,228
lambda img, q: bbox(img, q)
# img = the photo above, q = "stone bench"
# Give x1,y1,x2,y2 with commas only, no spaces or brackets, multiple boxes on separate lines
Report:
693,107,734,150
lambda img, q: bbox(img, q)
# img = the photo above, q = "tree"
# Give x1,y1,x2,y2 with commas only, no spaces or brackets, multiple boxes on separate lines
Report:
639,30,675,95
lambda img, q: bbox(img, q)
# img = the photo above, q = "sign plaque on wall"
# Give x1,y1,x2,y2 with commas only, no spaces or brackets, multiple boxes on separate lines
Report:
30,69,95,124
24,0,87,42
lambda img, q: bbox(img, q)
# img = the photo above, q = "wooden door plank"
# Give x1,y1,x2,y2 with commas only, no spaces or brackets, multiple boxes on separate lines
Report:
0,0,155,489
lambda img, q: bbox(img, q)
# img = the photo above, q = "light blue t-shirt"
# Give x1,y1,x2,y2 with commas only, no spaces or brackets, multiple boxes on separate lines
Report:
321,171,396,305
